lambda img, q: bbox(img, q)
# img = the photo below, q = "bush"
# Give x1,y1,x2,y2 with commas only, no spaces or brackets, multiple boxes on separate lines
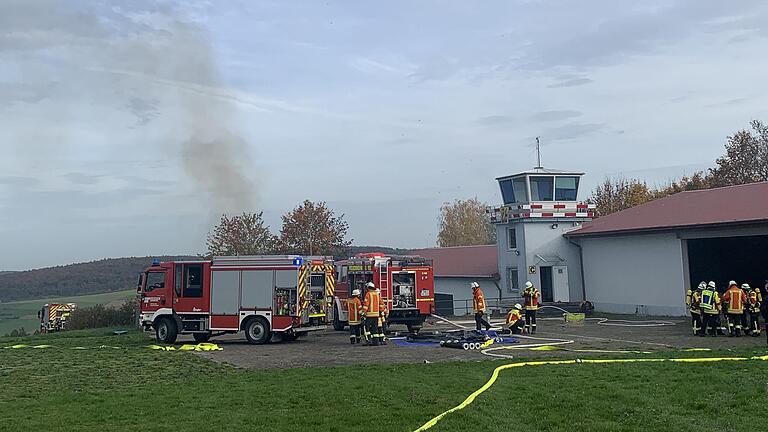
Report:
5,327,28,337
68,299,138,330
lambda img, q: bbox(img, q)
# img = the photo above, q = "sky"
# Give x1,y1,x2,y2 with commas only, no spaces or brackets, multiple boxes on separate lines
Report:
1,0,767,270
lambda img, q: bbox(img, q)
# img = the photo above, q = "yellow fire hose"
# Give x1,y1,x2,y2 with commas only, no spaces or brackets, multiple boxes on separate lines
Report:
413,354,768,432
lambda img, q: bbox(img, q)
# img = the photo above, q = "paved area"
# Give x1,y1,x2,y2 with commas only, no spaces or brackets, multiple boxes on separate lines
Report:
185,315,767,369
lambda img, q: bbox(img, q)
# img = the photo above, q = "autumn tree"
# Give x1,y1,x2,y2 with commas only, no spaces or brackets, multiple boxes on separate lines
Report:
437,197,496,247
205,212,278,257
279,200,352,256
707,120,768,187
588,178,652,217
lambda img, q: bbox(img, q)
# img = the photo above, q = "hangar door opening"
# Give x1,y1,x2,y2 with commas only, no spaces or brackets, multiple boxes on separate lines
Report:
687,235,768,290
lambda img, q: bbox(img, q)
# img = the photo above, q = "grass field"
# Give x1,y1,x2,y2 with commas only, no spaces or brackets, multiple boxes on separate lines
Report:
1,330,767,431
0,290,135,335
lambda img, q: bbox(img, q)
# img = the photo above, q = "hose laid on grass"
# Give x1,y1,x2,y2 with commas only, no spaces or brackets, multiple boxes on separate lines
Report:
412,354,768,432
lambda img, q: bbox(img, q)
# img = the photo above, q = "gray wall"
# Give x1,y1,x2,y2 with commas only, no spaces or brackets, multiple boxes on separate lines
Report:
496,219,586,301
434,277,498,316
578,232,687,316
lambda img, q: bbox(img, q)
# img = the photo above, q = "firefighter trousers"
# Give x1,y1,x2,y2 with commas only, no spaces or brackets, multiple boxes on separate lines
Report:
726,313,745,335
474,313,491,331
508,320,524,335
364,317,382,346
702,313,719,336
524,310,537,334
349,324,362,344
747,311,761,335
690,312,702,335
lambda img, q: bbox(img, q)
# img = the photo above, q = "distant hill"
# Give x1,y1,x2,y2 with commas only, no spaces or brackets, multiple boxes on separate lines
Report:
0,248,417,302
0,256,187,302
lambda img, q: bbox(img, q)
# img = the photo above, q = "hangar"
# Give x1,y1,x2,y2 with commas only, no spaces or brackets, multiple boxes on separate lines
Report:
566,182,768,316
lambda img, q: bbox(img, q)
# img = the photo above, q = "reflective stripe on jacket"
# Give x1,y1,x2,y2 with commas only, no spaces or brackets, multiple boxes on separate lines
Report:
524,288,539,311
686,290,702,314
363,290,383,317
722,285,746,314
748,289,762,312
506,309,523,326
473,289,486,313
700,289,721,314
347,297,362,324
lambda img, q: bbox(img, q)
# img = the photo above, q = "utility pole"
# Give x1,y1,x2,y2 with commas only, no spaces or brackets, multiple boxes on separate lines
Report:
535,136,543,169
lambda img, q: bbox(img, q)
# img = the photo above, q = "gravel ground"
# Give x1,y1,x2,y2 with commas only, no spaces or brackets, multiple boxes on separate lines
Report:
189,315,767,369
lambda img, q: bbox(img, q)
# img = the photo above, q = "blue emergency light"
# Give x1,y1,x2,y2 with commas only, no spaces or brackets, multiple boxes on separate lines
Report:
152,258,161,266
293,257,304,266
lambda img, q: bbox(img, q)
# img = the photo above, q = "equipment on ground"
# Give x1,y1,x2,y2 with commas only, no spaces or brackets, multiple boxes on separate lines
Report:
38,303,77,333
330,253,435,333
138,256,335,344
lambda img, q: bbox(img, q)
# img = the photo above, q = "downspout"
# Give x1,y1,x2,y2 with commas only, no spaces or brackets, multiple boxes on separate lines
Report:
568,237,587,302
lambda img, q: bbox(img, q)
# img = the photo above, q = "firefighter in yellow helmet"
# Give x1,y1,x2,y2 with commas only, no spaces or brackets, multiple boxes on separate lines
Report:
722,280,747,337
700,281,721,337
686,282,705,336
745,284,762,336
471,282,491,331
362,282,384,346
523,281,540,334
347,289,363,344
505,303,525,335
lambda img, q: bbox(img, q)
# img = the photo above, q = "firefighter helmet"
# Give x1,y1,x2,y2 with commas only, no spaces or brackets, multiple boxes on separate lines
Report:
352,289,361,297
514,303,522,310
708,281,716,288
525,281,533,289
365,282,375,289
697,281,706,290
729,280,737,287
470,282,480,289
742,284,750,290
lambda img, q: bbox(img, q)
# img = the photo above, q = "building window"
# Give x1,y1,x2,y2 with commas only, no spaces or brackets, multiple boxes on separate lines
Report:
555,176,579,201
507,228,517,250
507,268,520,295
499,179,515,204
513,177,527,203
530,176,554,201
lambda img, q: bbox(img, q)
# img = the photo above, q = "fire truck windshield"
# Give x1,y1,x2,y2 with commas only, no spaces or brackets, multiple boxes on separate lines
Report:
144,271,165,292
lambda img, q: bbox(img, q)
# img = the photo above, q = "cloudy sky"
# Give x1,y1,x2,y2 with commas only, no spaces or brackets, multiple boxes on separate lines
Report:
1,0,766,270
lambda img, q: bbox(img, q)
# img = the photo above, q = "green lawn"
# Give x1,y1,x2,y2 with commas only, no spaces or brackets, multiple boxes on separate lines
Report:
1,330,767,431
0,290,135,335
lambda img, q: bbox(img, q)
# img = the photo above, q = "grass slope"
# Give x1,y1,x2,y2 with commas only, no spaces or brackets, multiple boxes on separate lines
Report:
1,330,767,431
0,290,135,335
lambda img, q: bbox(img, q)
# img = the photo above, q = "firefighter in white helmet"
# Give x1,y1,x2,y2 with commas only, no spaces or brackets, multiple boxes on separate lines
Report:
471,282,491,331
347,289,363,344
523,281,540,334
362,282,385,346
505,303,525,335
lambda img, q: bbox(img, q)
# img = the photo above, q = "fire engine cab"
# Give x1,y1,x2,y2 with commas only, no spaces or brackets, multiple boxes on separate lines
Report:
331,253,434,333
138,256,335,344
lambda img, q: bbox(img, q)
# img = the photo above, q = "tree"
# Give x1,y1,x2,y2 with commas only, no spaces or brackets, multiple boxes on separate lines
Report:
205,212,278,257
708,120,768,187
437,197,496,247
279,200,352,256
588,178,652,218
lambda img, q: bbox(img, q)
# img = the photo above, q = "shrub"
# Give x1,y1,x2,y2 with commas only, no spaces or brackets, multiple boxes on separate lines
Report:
68,299,138,330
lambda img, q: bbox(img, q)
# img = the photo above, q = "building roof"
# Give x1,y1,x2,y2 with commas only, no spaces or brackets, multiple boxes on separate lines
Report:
566,181,768,237
496,167,585,180
410,245,499,278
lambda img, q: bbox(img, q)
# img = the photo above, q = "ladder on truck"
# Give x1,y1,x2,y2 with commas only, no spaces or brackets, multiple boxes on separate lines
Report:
376,257,389,304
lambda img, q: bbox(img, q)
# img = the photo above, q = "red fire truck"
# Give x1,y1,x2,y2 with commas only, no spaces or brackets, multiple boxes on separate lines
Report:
138,255,335,344
330,253,434,333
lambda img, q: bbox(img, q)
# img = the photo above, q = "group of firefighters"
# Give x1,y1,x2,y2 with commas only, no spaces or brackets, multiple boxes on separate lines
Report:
686,280,764,337
473,281,541,335
346,282,388,346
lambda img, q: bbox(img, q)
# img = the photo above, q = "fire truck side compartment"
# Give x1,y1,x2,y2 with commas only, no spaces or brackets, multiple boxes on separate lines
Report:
211,270,240,315
241,270,274,309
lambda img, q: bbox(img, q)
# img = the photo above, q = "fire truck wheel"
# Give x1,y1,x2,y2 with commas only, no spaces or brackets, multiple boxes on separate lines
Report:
332,306,345,331
244,317,271,345
193,333,211,343
155,318,178,344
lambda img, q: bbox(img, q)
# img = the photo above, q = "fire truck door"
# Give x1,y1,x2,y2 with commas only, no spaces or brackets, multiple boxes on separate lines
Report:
174,263,210,313
141,271,169,312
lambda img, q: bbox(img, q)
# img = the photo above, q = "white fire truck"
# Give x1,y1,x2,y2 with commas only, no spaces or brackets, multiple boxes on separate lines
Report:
138,256,335,344
330,253,434,333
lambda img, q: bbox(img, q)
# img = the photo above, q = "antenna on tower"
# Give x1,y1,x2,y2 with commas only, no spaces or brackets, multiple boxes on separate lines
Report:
535,136,543,169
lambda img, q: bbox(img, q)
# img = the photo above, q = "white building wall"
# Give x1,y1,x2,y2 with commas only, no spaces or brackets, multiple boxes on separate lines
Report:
433,277,498,316
579,233,687,316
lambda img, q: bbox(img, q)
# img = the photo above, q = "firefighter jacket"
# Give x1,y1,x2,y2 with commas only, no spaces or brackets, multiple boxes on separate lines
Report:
700,289,721,314
523,287,540,311
362,290,384,318
472,289,486,314
686,290,702,314
748,288,762,313
347,297,363,325
722,285,746,314
506,309,523,326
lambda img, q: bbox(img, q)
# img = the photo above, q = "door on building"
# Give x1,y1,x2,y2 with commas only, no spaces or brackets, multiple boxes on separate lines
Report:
552,266,570,302
540,266,554,302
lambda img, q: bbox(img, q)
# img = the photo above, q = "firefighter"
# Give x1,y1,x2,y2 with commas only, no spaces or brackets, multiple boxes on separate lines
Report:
505,303,525,335
745,284,761,336
376,286,388,345
347,289,363,344
523,281,540,334
686,282,705,336
362,282,384,346
471,282,491,331
722,281,747,337
700,281,721,336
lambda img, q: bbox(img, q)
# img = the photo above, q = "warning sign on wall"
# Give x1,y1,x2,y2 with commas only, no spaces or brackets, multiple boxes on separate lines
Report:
528,266,536,274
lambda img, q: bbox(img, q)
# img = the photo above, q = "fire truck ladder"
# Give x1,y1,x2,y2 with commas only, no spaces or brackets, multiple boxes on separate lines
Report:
377,259,389,303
